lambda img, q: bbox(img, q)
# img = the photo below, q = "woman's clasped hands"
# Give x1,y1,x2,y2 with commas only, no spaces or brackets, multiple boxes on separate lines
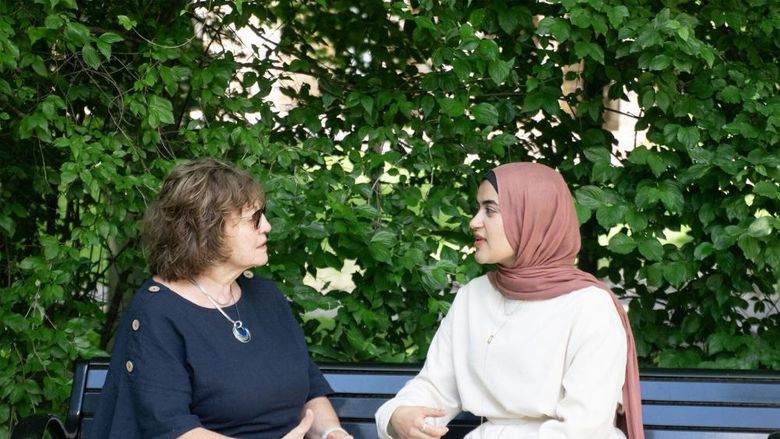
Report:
389,406,449,439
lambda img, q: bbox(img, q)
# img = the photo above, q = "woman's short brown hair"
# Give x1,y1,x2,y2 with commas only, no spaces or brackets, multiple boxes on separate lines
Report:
143,158,264,281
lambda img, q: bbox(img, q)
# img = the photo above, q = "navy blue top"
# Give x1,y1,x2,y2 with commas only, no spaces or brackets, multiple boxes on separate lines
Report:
90,273,333,439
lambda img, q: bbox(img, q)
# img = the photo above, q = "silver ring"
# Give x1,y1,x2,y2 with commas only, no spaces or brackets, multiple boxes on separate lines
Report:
421,422,427,433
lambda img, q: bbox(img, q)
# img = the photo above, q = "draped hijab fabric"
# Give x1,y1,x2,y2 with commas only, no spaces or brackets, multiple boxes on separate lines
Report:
485,162,644,439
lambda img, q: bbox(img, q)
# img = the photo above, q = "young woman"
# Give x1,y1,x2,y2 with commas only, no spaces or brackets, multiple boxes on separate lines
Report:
92,158,352,439
375,162,643,438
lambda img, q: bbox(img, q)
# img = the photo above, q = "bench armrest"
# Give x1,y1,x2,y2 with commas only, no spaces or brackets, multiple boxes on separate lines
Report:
10,414,68,439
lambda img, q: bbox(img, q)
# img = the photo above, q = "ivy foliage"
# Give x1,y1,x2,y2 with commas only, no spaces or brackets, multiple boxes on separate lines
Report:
1,0,779,433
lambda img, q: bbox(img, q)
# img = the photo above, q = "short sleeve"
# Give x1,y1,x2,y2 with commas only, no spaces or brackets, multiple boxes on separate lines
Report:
126,301,202,439
306,357,334,400
265,280,334,402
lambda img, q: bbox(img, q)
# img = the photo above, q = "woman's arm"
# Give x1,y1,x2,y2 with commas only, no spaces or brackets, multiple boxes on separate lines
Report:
178,409,318,439
539,289,628,437
178,427,233,439
303,397,352,439
375,294,463,439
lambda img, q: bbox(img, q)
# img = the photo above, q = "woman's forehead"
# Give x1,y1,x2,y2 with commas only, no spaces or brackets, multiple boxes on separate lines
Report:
477,180,499,201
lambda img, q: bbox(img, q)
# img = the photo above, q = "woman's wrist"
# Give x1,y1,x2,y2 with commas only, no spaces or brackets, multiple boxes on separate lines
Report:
320,426,351,439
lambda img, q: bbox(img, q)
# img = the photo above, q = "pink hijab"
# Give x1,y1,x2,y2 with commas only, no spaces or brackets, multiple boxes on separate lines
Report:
485,163,644,439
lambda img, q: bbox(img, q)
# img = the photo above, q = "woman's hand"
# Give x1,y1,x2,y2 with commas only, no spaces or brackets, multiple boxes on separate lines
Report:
389,406,448,439
282,409,314,439
324,429,353,439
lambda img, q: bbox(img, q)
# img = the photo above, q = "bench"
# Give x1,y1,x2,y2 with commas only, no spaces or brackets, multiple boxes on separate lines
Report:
11,358,780,439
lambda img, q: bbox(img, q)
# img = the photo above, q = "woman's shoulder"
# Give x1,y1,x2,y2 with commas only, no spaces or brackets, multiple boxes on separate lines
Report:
237,271,289,305
126,278,176,312
450,274,498,308
567,285,625,331
456,274,494,294
567,285,617,308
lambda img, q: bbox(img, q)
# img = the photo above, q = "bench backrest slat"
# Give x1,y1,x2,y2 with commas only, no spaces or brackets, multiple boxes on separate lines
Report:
67,360,780,439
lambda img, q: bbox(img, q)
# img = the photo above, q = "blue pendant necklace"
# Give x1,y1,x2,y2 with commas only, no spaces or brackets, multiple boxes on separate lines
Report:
190,278,251,343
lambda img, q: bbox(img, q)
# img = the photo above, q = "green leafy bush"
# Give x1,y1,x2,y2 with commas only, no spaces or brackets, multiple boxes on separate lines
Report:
1,0,778,434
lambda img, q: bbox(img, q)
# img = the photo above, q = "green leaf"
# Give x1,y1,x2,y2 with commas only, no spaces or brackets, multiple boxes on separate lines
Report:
438,97,465,117
754,181,780,200
369,230,396,263
64,22,90,45
694,242,715,260
537,17,571,42
81,44,101,69
452,58,471,82
719,85,741,104
738,236,761,261
584,146,610,164
625,209,648,231
574,202,591,224
635,185,660,208
569,8,591,29
658,181,684,213
638,239,664,261
476,39,499,61
98,32,124,44
649,54,672,71
575,186,607,209
471,103,498,125
655,90,671,112
147,95,174,128
595,204,628,228
608,232,636,254
663,262,690,287
97,40,111,61
747,216,773,238
44,14,64,29
117,15,137,30
488,58,514,85
607,5,629,27
497,9,518,34
0,214,15,236
301,222,328,239
676,126,700,148
360,95,373,115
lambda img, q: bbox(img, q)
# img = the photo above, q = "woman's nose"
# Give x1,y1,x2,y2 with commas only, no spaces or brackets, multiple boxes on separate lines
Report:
468,212,481,230
259,215,272,233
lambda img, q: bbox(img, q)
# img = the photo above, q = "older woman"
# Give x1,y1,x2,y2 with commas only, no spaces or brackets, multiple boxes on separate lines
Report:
375,163,643,438
92,158,352,439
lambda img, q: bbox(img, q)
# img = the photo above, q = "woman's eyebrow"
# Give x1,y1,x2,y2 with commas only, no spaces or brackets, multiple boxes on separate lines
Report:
478,199,500,207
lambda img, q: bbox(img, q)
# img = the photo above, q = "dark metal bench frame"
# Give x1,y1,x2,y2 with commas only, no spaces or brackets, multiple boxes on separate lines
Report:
10,358,780,439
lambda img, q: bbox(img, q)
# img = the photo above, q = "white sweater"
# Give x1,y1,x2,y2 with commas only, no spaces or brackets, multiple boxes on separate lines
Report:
375,275,627,438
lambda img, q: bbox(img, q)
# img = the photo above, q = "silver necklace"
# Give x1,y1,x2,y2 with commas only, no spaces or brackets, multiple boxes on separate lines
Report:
189,278,251,343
